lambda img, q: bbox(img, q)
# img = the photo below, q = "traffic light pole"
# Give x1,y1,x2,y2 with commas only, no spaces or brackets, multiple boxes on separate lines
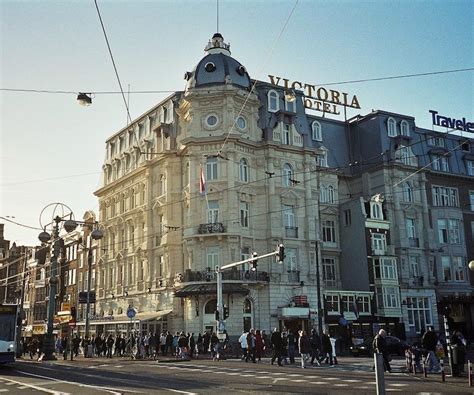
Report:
215,246,284,337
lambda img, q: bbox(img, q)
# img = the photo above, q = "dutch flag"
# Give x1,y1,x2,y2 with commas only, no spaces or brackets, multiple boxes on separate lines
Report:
199,166,206,196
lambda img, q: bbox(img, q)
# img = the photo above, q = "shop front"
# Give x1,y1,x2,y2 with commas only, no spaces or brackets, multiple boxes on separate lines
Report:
76,310,172,336
278,307,311,334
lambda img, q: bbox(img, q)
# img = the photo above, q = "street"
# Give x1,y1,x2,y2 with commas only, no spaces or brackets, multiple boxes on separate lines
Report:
0,356,472,394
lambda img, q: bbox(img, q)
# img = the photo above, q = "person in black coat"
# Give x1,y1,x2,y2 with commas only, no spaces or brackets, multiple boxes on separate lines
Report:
270,328,283,366
373,329,391,372
310,329,322,366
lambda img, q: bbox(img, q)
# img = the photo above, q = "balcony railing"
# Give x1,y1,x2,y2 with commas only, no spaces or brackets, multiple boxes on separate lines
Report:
198,222,225,234
408,237,419,248
184,269,269,283
285,226,298,238
287,271,300,283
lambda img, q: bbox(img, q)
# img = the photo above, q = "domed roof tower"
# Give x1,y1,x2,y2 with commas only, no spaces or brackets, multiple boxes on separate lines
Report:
184,33,251,91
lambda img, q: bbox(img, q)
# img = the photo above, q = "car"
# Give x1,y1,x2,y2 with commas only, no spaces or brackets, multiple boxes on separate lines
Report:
350,336,409,357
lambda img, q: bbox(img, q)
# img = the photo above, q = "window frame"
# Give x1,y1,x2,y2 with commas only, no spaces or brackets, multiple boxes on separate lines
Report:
311,121,322,141
282,163,293,187
268,90,279,112
239,158,249,183
387,117,397,137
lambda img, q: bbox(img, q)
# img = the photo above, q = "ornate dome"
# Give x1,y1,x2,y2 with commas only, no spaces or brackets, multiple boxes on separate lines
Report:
185,33,251,91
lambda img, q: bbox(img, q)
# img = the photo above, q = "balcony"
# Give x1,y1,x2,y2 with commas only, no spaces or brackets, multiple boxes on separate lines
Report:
287,271,300,283
285,226,298,238
184,269,269,283
408,237,419,248
198,222,225,234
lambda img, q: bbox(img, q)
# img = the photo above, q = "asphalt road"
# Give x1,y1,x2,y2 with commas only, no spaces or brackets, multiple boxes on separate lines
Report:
0,356,472,394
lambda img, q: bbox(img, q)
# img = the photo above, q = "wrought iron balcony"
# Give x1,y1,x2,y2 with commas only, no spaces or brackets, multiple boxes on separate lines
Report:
184,269,269,283
198,222,225,234
285,226,298,238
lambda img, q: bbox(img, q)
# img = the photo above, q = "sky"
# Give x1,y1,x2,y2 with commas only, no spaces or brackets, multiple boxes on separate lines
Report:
1,0,473,246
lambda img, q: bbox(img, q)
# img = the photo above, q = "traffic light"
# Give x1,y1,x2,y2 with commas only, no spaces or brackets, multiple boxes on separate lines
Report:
215,310,220,320
223,306,229,319
250,252,258,271
70,306,77,322
277,244,285,263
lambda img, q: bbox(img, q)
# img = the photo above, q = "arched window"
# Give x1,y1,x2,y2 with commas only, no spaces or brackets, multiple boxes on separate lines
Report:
320,185,335,204
402,182,413,202
282,163,293,187
268,90,279,112
370,202,383,220
387,117,397,137
317,147,328,167
204,299,217,314
242,299,253,332
312,121,322,141
401,120,409,136
285,96,296,113
239,158,249,182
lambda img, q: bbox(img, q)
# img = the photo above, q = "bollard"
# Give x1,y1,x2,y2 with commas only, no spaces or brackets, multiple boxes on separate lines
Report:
441,359,445,383
469,360,472,387
422,355,427,377
374,353,386,395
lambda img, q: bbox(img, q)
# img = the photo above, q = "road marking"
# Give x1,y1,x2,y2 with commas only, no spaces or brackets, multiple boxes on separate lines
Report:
334,384,349,387
0,390,9,393
0,376,68,395
388,383,409,387
290,379,307,383
4,383,15,386
342,379,362,383
14,370,126,395
162,389,197,395
310,381,327,385
288,374,303,377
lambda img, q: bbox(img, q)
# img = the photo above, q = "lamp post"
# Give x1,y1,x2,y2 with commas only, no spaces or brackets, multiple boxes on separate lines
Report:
38,204,103,361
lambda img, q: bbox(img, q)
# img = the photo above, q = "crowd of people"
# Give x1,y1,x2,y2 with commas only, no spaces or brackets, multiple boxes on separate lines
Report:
238,327,338,369
21,325,469,375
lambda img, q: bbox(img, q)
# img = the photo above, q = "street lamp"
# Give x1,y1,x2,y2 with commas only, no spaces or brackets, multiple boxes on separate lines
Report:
37,203,103,361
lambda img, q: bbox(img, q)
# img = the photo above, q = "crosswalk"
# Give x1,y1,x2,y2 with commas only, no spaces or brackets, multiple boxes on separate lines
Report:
138,361,411,392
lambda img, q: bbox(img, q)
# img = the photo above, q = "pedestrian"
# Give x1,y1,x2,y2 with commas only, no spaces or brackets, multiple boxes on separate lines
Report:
321,329,334,365
298,330,311,368
210,332,221,361
203,331,211,355
246,329,256,363
373,329,391,372
451,330,466,376
281,331,289,365
422,326,440,373
330,333,338,365
270,328,283,366
166,331,173,356
238,330,248,360
106,334,114,358
160,332,167,356
255,330,264,362
188,333,195,358
196,333,203,358
310,329,322,366
287,330,297,364
178,332,189,359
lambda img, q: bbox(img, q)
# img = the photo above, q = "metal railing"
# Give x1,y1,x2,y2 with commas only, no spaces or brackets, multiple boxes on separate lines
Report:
198,222,225,234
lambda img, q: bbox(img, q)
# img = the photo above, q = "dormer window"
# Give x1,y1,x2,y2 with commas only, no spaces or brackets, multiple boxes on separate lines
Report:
285,96,296,113
268,90,279,112
370,201,383,220
317,147,328,167
236,65,246,76
400,120,409,136
387,117,397,137
312,121,322,141
282,123,291,145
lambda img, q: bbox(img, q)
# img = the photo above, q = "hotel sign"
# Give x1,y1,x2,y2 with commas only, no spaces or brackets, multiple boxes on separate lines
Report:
268,75,361,115
430,110,474,133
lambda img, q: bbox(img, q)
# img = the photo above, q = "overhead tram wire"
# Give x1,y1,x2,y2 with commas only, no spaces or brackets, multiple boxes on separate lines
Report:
93,0,142,154
217,0,299,158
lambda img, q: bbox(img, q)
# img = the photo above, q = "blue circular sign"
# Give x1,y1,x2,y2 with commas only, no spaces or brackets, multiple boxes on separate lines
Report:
127,307,136,319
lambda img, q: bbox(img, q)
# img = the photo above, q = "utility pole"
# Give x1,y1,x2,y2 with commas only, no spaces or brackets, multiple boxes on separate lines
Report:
315,164,324,335
16,251,28,357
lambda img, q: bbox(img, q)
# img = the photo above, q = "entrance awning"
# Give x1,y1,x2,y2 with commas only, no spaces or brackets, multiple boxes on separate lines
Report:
76,310,172,326
175,283,250,297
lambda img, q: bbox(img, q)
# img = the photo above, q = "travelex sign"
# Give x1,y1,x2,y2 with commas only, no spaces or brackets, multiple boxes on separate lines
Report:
430,110,474,133
268,75,361,115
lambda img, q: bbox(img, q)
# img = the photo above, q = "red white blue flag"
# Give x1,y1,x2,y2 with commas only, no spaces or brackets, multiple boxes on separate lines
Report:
199,166,206,196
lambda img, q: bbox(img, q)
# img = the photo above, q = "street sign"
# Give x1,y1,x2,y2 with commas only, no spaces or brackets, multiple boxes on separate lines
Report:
69,321,76,328
127,307,136,319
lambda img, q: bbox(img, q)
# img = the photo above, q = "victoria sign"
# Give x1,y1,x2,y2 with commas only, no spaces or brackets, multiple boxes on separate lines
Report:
268,75,361,115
